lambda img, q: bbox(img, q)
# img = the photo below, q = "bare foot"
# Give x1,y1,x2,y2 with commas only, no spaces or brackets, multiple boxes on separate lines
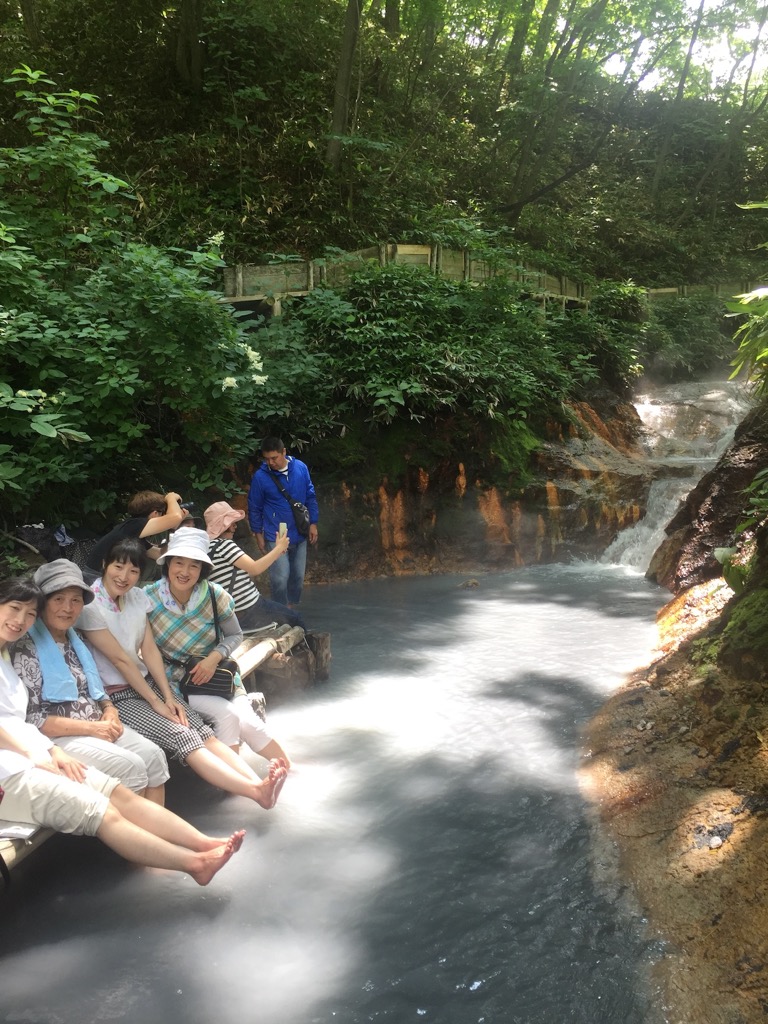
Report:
189,839,240,886
196,835,228,851
230,829,246,853
254,762,287,809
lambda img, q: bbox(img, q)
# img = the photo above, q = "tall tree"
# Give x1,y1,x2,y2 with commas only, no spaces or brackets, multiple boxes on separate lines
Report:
326,0,365,171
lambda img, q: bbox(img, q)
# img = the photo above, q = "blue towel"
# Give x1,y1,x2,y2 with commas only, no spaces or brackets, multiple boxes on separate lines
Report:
28,621,107,703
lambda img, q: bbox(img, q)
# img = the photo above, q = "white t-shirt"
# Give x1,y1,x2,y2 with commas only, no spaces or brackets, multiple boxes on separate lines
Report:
78,587,152,693
0,655,53,781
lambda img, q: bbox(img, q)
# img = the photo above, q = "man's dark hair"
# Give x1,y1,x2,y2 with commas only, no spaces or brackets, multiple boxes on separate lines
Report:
261,436,284,454
127,490,167,517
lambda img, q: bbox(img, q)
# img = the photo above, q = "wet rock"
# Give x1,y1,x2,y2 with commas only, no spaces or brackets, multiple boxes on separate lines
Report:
646,403,768,594
717,737,742,763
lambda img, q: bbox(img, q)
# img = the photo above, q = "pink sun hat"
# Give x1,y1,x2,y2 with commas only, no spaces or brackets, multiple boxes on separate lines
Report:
204,501,246,540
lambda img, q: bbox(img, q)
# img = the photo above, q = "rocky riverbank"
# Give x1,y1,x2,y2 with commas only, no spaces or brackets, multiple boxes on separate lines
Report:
581,580,760,1023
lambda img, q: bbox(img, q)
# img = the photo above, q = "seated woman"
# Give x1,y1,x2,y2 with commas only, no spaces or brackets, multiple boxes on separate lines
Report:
78,537,286,809
204,501,305,631
144,528,292,768
12,560,169,803
0,577,244,886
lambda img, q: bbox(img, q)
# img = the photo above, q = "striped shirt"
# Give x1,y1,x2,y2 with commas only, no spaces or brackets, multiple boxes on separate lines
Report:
208,539,261,614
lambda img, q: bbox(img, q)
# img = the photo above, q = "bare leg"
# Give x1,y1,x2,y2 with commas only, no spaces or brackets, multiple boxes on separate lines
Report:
144,784,165,806
96,805,244,886
255,738,292,769
204,736,259,781
109,783,232,849
187,747,282,804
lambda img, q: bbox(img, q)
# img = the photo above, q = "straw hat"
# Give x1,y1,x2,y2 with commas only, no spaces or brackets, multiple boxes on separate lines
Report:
155,527,213,566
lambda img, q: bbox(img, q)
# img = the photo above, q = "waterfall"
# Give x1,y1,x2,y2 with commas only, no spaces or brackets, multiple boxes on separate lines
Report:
602,379,753,571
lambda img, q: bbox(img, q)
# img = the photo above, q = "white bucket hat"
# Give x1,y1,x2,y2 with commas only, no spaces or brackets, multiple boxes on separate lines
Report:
155,527,213,566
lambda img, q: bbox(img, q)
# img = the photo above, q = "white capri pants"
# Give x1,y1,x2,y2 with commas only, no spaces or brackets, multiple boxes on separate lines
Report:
0,765,119,836
56,725,169,793
188,693,273,752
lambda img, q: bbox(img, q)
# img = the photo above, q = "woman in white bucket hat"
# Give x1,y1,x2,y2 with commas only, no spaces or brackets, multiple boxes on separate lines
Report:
78,536,288,808
144,529,291,771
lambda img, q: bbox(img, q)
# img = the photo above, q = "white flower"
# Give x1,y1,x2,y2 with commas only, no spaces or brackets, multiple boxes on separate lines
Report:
222,377,238,390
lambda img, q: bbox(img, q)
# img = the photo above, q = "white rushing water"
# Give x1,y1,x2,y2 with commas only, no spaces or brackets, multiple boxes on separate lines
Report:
0,378,750,1024
0,568,668,1024
602,378,753,571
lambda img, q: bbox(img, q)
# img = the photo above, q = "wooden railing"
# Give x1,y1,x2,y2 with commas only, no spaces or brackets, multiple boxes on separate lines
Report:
222,243,752,313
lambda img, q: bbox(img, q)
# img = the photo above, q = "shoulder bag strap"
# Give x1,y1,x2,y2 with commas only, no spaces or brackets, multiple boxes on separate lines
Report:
209,584,222,644
270,471,298,505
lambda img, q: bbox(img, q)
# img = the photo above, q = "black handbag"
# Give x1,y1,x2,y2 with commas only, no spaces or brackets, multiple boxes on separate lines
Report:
178,588,239,700
270,472,311,536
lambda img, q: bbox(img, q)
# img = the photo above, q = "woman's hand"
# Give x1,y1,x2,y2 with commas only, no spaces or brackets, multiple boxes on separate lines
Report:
90,709,122,743
171,701,189,726
274,533,290,556
100,704,124,739
149,694,183,723
51,746,88,783
187,653,222,685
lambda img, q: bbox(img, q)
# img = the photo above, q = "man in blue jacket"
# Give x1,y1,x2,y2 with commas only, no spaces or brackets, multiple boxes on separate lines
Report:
248,436,319,607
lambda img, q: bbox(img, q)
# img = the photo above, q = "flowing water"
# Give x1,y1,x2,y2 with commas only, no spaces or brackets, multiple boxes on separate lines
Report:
0,380,750,1024
0,569,667,1024
602,378,753,570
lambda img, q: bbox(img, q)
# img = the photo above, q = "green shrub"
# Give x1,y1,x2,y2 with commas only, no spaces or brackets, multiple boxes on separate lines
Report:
0,69,265,524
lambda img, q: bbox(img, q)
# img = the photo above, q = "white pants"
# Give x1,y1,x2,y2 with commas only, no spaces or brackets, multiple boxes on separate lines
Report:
0,765,118,836
187,693,273,753
57,725,169,792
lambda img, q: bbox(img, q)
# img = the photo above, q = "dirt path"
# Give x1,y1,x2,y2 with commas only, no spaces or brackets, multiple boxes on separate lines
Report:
582,579,768,1024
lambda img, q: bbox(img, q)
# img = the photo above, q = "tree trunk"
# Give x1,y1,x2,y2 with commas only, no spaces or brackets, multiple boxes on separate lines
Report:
325,0,364,173
384,0,399,37
175,0,205,100
18,0,44,47
650,0,705,203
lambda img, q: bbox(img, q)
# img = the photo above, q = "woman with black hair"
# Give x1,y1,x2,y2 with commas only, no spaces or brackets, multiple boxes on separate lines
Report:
0,576,244,886
144,528,291,770
78,537,287,809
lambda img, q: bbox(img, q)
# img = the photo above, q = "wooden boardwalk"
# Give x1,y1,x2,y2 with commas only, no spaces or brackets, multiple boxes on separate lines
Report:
222,243,751,313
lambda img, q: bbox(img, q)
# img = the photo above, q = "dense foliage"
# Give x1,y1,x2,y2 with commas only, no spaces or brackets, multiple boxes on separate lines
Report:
246,266,733,484
1,0,767,284
0,71,265,525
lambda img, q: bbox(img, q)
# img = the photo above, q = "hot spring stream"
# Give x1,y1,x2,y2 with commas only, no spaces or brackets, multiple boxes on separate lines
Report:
0,378,752,1023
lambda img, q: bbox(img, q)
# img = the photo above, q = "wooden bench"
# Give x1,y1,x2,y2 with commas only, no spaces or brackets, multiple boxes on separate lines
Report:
233,625,306,680
0,823,53,888
0,627,318,885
